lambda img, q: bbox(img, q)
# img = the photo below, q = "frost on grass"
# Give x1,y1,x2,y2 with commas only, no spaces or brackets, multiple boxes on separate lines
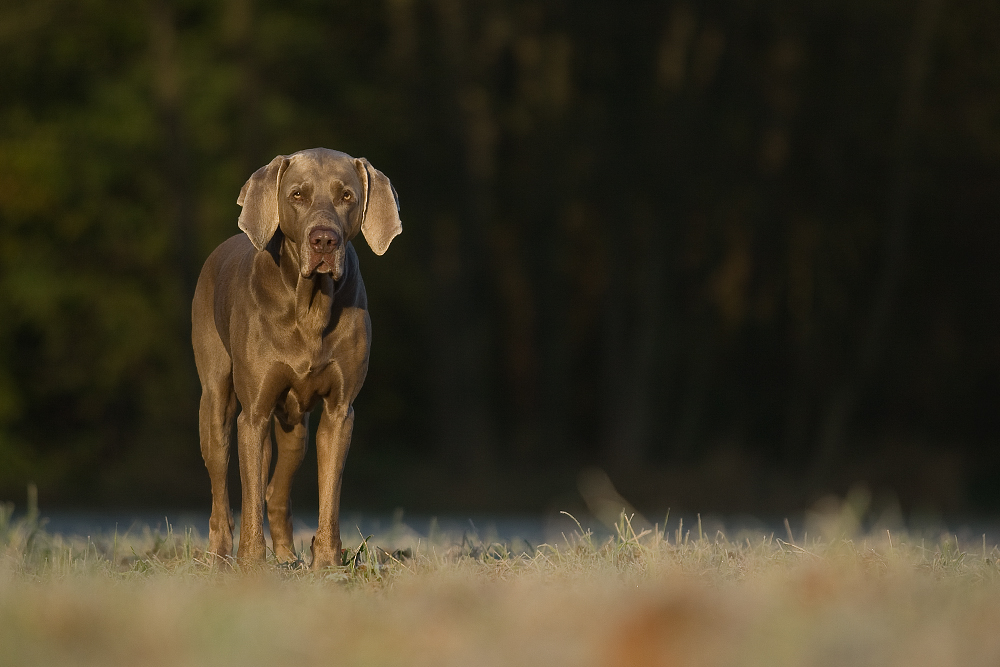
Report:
1,499,1000,667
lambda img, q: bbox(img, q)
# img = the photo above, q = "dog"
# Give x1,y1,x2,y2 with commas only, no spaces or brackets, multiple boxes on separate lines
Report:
191,148,401,568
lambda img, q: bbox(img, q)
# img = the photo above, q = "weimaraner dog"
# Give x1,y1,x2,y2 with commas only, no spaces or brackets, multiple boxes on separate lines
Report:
192,148,401,568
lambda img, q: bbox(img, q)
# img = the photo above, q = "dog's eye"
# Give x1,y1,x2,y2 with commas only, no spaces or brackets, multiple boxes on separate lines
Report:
342,191,353,202
291,190,303,200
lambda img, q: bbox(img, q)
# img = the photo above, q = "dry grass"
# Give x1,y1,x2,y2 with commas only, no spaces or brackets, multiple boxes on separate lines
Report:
2,499,1000,667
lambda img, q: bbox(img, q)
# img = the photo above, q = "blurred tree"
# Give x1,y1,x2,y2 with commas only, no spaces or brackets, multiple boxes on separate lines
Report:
0,0,997,511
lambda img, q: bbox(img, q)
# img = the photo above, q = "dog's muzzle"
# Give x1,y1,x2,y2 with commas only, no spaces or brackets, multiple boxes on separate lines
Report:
304,226,342,277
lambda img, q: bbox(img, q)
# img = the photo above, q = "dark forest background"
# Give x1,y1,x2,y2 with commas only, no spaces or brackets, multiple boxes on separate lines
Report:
0,0,998,515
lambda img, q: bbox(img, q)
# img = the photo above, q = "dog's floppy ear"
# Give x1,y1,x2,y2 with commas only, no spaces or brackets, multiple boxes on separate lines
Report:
238,154,291,251
356,157,402,256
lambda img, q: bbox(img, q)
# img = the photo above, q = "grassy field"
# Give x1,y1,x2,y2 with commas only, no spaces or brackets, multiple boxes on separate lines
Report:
2,499,999,667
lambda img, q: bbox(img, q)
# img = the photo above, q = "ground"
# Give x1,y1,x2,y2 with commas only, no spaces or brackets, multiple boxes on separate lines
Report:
1,501,999,667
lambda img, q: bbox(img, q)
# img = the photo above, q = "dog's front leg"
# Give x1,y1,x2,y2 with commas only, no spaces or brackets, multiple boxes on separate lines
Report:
267,414,310,563
236,410,271,566
311,402,355,569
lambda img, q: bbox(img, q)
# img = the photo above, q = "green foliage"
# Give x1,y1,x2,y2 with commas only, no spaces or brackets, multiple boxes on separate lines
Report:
0,0,998,508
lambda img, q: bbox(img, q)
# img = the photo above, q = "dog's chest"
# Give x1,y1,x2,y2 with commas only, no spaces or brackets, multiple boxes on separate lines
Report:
292,327,338,374
278,365,332,424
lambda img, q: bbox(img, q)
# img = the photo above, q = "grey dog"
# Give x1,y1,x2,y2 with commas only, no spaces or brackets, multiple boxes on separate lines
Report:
191,148,401,568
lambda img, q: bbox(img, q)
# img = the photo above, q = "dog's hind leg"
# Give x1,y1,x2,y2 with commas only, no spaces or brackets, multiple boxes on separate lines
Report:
193,258,240,565
197,368,237,563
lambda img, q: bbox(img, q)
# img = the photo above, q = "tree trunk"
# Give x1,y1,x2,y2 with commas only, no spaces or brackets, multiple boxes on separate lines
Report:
430,0,498,474
149,0,198,300
813,0,942,479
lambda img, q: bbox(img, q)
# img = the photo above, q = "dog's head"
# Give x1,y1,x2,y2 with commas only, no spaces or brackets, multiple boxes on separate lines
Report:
237,148,401,280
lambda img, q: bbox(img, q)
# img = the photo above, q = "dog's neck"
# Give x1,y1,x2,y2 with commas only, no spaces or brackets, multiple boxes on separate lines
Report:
277,237,336,338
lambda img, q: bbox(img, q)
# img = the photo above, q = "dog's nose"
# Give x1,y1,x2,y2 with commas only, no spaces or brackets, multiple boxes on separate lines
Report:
309,227,340,254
